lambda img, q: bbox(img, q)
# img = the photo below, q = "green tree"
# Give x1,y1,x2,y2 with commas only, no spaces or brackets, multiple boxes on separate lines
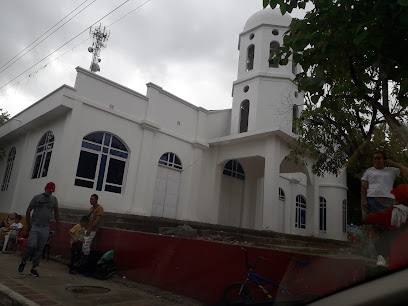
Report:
263,0,408,175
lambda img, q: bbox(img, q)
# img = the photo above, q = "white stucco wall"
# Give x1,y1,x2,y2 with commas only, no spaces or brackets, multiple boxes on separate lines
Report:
74,67,148,121
0,8,348,241
0,112,69,215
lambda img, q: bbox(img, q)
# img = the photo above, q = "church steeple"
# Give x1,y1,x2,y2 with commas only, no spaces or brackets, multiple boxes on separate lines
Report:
230,7,302,136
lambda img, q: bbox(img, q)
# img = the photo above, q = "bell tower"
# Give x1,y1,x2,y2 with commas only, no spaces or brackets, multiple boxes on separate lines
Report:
231,7,303,136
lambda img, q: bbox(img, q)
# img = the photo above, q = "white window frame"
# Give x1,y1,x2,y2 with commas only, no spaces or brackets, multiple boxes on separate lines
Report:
319,196,327,232
74,132,129,194
292,57,297,75
31,131,54,179
239,100,250,133
247,44,255,71
1,147,16,191
279,188,285,201
295,195,306,229
158,152,182,171
292,104,299,134
223,160,245,181
269,41,280,68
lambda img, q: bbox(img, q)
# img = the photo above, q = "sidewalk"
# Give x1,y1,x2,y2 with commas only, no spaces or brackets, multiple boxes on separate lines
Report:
0,253,204,306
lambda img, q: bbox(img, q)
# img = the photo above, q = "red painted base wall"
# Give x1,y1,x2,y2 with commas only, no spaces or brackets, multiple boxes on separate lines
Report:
50,222,365,304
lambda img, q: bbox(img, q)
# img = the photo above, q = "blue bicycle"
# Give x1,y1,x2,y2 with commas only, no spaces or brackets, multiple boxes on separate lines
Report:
221,248,319,304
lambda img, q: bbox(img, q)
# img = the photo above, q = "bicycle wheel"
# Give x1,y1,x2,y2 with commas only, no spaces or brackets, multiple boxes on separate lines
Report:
221,283,254,304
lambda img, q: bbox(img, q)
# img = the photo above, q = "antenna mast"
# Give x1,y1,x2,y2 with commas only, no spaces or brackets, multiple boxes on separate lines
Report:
88,24,110,72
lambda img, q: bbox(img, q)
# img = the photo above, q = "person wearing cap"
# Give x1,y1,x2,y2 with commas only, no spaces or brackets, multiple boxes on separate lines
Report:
18,182,59,277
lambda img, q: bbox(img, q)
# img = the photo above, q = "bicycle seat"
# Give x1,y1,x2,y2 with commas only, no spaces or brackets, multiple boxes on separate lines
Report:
288,257,309,266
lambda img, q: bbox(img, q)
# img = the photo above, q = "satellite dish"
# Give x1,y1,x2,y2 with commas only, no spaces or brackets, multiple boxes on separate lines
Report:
88,47,94,53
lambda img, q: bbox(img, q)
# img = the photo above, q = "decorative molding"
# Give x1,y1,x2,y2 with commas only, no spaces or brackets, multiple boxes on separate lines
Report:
141,120,160,132
319,183,348,191
146,82,211,114
76,67,149,101
146,82,163,91
192,141,210,151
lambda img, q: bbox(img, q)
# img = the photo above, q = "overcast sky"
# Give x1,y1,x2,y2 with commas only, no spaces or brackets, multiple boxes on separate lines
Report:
0,0,308,117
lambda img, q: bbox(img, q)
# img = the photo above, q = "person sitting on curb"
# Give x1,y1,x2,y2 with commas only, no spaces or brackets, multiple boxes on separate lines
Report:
0,212,16,230
1,214,23,252
68,215,89,274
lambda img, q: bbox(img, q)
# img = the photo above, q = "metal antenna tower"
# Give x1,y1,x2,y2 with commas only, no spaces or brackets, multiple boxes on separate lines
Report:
88,24,110,72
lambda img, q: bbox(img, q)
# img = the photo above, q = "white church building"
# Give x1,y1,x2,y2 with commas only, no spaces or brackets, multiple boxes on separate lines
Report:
0,8,348,240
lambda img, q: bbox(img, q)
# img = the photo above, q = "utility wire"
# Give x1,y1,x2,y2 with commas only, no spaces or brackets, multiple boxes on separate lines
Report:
0,0,92,73
107,0,152,27
0,0,153,96
0,0,134,92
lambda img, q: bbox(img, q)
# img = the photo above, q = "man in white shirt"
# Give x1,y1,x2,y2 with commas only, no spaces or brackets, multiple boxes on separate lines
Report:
361,151,408,266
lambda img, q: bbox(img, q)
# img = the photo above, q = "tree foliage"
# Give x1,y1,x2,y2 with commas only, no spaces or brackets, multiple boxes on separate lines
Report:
263,0,408,175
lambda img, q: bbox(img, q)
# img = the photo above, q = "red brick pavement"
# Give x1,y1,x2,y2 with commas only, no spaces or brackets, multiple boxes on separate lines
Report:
0,273,60,305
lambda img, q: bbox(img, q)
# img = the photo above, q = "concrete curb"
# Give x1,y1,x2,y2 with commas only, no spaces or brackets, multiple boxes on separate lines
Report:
0,283,38,306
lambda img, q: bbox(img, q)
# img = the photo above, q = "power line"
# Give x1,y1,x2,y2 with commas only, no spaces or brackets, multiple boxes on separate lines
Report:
0,0,92,73
0,0,153,96
0,0,134,92
107,0,152,27
0,36,92,96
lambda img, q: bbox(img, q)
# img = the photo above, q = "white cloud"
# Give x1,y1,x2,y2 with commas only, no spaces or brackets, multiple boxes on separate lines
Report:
0,0,309,116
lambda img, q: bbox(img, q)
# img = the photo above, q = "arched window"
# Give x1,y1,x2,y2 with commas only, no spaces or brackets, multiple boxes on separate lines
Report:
223,160,245,180
342,199,347,233
239,100,249,133
158,152,182,170
75,132,129,194
319,197,327,231
247,44,255,71
295,195,306,229
1,147,16,191
279,188,285,201
32,131,54,179
269,41,280,68
292,104,299,133
292,59,297,75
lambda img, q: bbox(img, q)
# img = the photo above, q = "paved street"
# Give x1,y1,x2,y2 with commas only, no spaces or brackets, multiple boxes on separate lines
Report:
0,253,204,306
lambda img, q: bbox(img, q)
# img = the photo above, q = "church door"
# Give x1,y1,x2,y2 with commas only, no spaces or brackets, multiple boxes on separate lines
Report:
219,160,245,227
152,166,181,218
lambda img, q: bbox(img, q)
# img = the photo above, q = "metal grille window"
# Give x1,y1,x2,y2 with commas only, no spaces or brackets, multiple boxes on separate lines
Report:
279,188,285,201
269,41,280,68
75,132,128,194
239,100,249,133
1,147,16,191
319,196,327,231
32,131,54,179
343,199,347,233
292,104,299,134
295,195,306,229
292,58,297,75
223,160,245,181
247,45,255,71
158,152,182,170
